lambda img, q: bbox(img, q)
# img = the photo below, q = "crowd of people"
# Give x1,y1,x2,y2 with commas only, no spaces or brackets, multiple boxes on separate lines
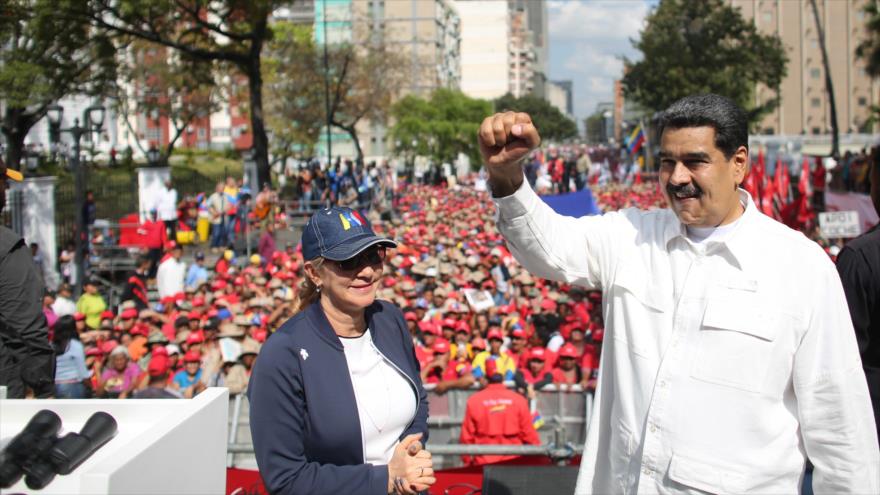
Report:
42,174,669,404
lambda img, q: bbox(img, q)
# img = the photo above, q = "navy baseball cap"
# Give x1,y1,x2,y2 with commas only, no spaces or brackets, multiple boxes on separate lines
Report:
301,206,397,261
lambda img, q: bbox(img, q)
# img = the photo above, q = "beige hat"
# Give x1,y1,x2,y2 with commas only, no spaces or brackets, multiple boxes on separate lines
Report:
240,337,262,356
268,278,283,289
218,322,246,338
233,315,253,327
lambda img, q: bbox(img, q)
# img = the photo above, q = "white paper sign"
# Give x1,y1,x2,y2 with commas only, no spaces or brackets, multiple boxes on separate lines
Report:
819,210,861,238
464,289,495,313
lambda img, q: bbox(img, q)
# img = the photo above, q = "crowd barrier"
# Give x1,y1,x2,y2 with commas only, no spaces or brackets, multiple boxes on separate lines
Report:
225,385,592,470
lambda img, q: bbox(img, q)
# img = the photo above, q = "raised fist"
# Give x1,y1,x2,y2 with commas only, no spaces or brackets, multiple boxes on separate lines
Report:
477,111,541,197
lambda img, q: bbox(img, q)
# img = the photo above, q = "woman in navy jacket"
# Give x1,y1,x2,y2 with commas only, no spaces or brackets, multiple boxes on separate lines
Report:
248,206,433,495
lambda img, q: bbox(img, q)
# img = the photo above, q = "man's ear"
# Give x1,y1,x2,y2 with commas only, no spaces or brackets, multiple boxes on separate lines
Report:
732,145,749,186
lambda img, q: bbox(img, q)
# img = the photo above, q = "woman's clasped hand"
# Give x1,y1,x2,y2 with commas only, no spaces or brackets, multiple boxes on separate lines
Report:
387,434,435,494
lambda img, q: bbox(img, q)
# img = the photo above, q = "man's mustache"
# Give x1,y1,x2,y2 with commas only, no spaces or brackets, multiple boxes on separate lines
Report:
667,182,702,198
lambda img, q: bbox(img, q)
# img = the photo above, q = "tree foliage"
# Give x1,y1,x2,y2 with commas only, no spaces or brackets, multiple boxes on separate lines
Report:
263,22,324,161
622,0,788,126
264,21,407,163
493,93,578,142
75,0,284,187
856,0,880,78
0,0,116,168
115,40,222,164
389,89,492,166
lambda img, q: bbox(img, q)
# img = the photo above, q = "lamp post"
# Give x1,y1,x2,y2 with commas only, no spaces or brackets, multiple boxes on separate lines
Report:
147,146,161,167
46,103,105,295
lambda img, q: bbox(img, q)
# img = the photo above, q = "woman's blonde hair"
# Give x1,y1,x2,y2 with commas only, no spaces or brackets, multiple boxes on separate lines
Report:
293,258,324,314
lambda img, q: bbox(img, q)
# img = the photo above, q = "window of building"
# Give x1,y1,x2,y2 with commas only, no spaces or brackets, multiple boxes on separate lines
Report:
762,12,772,24
811,97,821,108
810,68,821,79
197,128,206,138
212,127,230,138
858,96,868,107
811,127,822,135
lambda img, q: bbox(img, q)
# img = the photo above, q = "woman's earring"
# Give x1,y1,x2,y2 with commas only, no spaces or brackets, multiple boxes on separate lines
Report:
316,285,322,292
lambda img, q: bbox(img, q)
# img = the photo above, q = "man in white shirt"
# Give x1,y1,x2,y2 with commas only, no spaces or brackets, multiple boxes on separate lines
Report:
51,283,77,317
478,94,879,494
156,243,185,299
156,179,178,240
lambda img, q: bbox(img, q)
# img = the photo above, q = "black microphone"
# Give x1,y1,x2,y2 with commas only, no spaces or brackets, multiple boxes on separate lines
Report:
0,409,62,488
24,412,118,490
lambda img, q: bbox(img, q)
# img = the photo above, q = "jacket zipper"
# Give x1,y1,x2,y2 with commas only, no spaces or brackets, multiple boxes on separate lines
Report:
370,340,420,434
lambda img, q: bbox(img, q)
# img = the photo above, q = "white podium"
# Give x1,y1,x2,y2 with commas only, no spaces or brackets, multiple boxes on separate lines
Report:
0,388,229,495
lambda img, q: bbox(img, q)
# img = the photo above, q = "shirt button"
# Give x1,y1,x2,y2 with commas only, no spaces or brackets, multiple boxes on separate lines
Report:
643,467,652,476
649,424,657,433
659,380,667,388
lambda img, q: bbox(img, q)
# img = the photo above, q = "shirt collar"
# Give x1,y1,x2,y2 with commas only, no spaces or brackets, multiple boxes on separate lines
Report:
662,188,757,272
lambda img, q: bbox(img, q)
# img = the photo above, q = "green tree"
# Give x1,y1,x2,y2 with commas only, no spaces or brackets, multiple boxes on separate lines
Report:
116,40,221,165
263,23,324,163
622,0,788,126
856,0,880,127
76,0,283,188
390,89,492,167
584,112,606,144
493,93,578,142
0,0,116,169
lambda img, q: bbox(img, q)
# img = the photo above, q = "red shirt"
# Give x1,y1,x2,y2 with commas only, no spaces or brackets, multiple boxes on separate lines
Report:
580,343,600,372
459,383,541,465
140,220,167,249
550,366,581,385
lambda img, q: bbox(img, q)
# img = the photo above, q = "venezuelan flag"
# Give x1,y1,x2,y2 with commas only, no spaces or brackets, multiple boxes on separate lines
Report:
532,410,545,430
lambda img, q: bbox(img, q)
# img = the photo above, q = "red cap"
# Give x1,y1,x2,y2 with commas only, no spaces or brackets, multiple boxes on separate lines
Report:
511,328,527,339
254,329,268,343
486,329,504,341
74,312,86,322
192,297,206,307
558,343,579,358
431,339,450,354
85,347,104,357
101,310,115,320
183,350,202,363
455,321,470,333
160,296,175,305
100,340,119,354
592,329,604,342
471,337,487,350
129,324,149,337
404,311,418,322
234,276,245,286
174,292,185,302
121,308,138,320
418,321,439,335
441,318,457,329
186,332,205,345
148,356,171,376
529,347,547,361
152,346,169,357
540,299,557,312
188,310,202,320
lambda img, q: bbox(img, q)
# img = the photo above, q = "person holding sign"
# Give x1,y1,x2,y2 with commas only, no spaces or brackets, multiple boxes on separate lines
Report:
478,94,879,494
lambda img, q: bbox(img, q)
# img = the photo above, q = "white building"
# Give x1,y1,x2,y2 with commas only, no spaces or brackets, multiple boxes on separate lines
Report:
455,1,509,100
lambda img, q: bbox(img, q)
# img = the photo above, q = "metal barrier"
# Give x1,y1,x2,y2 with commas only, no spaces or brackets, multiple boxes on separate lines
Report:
225,386,592,470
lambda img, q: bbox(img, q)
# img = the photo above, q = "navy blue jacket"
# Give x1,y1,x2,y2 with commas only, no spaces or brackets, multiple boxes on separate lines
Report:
248,300,429,495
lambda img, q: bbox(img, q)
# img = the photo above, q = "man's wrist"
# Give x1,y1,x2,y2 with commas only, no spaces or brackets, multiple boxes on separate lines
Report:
488,171,525,198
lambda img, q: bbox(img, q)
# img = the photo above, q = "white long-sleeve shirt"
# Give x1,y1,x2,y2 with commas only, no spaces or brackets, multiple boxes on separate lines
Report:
494,180,879,495
156,257,185,299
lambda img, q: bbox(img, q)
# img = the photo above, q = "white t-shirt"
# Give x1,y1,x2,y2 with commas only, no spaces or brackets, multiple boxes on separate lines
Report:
340,329,416,464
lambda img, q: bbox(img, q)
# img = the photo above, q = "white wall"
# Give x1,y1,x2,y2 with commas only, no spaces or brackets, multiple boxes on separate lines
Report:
454,0,509,100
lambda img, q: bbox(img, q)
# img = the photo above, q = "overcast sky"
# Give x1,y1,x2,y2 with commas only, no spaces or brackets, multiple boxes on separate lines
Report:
547,0,654,123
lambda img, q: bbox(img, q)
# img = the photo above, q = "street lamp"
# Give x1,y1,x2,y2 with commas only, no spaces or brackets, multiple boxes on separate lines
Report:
147,146,161,166
46,103,105,295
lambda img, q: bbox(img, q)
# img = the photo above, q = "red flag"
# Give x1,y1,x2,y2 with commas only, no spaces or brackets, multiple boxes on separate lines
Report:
774,159,790,205
760,173,779,219
743,162,758,198
754,149,766,200
798,158,812,197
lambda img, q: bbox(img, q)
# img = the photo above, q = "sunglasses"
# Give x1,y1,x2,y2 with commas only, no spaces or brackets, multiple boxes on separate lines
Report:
333,247,387,271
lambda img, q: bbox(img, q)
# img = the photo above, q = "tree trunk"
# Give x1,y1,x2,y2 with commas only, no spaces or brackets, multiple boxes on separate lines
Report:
336,123,363,165
810,0,840,159
247,30,270,190
2,107,31,170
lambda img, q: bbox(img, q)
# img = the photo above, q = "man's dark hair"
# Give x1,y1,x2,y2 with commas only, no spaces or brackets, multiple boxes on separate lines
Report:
656,94,748,159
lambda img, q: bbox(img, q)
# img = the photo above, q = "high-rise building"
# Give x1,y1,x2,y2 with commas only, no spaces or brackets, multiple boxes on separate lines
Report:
549,80,573,116
509,7,536,97
508,0,547,99
454,0,510,100
730,0,877,136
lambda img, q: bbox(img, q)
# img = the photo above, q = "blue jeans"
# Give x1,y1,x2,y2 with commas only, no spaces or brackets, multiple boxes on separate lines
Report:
210,222,226,248
55,382,87,398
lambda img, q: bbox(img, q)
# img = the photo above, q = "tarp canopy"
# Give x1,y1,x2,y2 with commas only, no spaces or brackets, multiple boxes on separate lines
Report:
540,189,602,217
